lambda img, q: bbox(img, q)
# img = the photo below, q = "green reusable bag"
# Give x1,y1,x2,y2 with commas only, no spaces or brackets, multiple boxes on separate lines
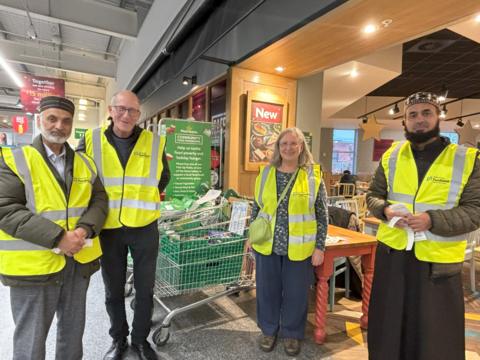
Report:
248,168,298,245
248,216,273,244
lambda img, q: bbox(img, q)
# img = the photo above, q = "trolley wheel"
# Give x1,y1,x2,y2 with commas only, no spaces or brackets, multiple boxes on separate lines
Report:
130,298,136,311
124,283,133,297
152,326,170,346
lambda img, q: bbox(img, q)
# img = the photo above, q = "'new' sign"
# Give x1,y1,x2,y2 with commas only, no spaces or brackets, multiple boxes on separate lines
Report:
251,101,283,124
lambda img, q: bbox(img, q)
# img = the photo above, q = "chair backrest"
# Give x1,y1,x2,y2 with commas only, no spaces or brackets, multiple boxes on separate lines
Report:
465,228,480,260
327,195,345,206
334,199,359,220
338,183,355,197
353,194,367,219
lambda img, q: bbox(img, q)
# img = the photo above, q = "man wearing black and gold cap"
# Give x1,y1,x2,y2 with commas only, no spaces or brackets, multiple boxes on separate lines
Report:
0,95,108,359
367,92,480,359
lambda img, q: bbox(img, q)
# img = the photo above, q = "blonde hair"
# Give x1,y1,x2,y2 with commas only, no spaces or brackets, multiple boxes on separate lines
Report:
270,127,314,168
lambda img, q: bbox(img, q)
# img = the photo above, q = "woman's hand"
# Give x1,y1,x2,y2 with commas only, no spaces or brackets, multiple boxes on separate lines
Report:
311,248,324,267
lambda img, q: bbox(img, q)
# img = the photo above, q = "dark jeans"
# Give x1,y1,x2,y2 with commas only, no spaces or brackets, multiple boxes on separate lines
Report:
100,222,159,344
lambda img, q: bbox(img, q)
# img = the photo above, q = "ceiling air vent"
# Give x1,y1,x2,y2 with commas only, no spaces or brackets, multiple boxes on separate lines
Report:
406,39,456,53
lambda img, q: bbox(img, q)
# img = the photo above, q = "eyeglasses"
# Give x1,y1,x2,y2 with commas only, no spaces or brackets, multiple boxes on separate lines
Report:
112,106,141,117
279,141,300,148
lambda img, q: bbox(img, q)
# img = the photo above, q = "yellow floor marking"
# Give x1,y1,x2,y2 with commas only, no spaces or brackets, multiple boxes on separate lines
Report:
465,313,480,321
345,321,364,345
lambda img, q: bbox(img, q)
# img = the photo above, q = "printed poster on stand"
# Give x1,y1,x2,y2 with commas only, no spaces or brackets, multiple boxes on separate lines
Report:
160,118,212,200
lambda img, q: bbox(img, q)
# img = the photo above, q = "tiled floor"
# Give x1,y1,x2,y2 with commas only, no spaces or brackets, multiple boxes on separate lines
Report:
0,264,479,359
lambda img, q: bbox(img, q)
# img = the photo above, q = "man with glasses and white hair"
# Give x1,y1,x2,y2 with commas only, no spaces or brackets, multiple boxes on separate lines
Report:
367,91,480,360
78,90,170,360
0,95,107,360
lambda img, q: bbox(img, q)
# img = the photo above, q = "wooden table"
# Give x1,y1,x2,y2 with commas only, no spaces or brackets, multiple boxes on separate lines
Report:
314,225,377,344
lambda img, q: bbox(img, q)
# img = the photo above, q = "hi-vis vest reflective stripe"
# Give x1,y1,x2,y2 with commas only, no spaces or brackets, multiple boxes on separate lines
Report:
0,146,102,276
377,141,477,263
84,127,165,229
253,164,321,261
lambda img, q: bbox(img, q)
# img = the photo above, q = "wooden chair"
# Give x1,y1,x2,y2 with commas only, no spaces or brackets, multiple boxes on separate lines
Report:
353,194,367,232
338,183,355,197
334,199,359,220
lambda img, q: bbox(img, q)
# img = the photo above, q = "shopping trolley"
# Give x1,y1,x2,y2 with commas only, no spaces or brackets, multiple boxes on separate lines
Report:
150,198,255,346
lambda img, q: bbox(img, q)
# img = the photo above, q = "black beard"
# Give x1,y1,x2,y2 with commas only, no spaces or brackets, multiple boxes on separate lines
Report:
404,122,440,144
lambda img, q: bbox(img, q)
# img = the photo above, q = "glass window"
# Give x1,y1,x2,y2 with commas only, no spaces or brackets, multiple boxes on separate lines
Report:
178,100,189,119
440,132,458,144
332,129,356,174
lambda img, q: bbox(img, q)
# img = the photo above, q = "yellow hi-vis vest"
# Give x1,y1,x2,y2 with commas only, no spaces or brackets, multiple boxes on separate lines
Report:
84,127,165,229
377,141,478,263
0,146,102,276
253,164,321,261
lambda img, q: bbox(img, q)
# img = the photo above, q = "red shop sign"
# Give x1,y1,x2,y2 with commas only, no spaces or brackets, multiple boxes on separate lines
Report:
20,75,65,113
11,116,29,134
251,101,283,124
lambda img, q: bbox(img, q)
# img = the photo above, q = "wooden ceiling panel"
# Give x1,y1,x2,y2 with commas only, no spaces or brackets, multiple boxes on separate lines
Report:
238,0,480,79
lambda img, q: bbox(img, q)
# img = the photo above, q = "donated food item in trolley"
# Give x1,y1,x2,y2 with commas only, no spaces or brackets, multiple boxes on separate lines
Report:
150,198,254,346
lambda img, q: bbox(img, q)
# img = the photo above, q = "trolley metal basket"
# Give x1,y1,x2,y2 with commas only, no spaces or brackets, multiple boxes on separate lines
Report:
150,198,255,346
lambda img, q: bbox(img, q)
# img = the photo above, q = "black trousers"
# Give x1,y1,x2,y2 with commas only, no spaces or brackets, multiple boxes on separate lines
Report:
100,222,159,344
368,242,465,360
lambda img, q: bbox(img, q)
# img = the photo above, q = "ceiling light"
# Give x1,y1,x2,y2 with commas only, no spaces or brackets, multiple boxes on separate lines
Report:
456,118,464,127
79,99,88,105
438,84,448,102
0,55,23,88
475,14,480,23
350,69,358,78
2,119,7,123
439,104,448,119
363,24,378,34
253,75,260,83
388,103,400,116
361,116,368,124
275,66,285,73
182,75,197,86
26,23,37,40
79,105,87,111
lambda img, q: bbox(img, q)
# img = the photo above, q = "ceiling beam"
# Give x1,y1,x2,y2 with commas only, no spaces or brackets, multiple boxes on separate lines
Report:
0,39,116,78
0,0,137,40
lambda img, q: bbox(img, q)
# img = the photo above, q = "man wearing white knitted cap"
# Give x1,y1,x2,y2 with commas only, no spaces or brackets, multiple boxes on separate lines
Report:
366,91,480,359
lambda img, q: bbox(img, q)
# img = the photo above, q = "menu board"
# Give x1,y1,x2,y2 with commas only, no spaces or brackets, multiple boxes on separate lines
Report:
245,92,287,171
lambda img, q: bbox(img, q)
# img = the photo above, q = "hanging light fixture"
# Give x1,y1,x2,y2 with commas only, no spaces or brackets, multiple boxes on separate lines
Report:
438,84,448,102
388,102,400,115
439,104,448,119
456,118,464,127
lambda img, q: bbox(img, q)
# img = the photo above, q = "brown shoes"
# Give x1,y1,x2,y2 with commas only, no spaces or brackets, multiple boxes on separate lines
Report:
283,338,301,356
258,334,277,352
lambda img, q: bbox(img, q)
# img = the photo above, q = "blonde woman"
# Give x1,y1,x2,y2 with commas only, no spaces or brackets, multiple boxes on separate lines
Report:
251,127,328,356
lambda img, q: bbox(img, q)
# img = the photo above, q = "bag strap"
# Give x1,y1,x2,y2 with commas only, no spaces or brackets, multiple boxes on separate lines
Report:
270,168,298,217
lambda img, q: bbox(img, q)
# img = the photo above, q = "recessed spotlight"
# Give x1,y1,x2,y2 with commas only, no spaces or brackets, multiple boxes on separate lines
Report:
275,66,285,73
363,24,378,34
350,69,358,78
475,14,480,23
253,75,260,83
2,119,7,123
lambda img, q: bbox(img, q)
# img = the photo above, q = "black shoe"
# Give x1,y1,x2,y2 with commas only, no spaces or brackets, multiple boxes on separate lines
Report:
103,338,128,360
131,341,158,360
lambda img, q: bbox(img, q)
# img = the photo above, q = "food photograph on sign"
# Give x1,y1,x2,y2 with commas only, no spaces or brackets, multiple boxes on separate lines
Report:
249,100,283,162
